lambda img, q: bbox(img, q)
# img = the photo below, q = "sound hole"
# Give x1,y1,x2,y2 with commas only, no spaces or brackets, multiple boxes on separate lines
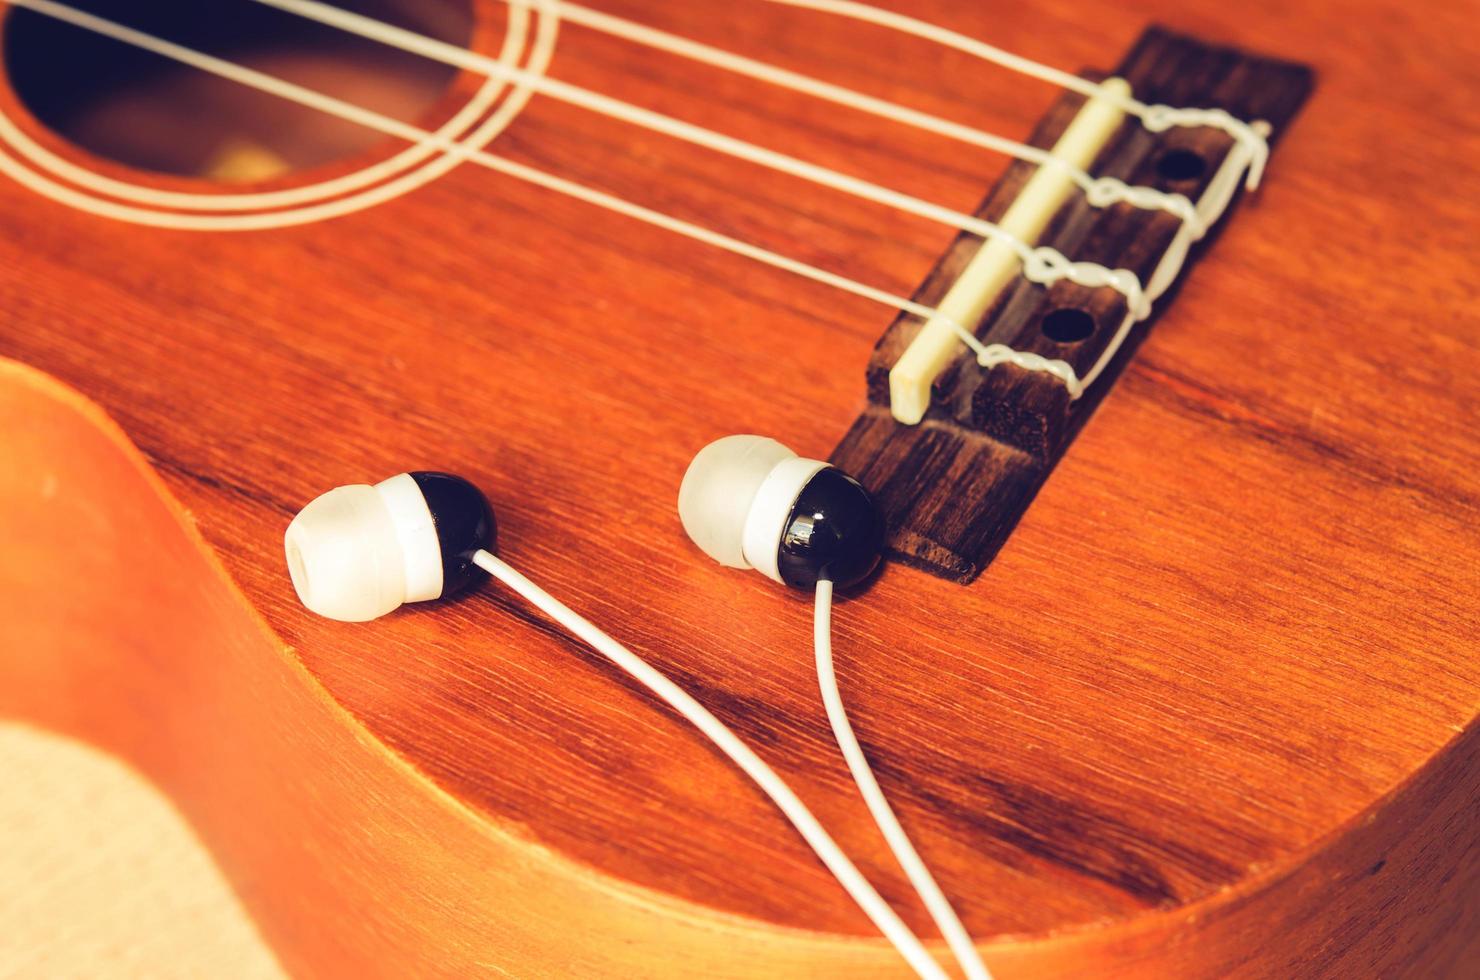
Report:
1,0,473,181
1040,308,1096,344
1156,148,1207,183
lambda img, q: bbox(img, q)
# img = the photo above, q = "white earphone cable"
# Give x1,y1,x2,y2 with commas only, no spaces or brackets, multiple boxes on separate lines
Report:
470,551,955,980
815,579,991,980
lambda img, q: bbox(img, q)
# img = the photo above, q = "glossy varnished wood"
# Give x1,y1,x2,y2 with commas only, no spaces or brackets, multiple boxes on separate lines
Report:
1,0,1478,975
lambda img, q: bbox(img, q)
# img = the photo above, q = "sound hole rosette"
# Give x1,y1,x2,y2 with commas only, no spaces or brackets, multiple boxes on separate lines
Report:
0,1,559,230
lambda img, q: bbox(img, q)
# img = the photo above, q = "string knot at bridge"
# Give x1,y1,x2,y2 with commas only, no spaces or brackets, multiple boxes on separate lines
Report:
1020,247,1151,321
974,345,1083,398
1086,177,1205,238
1140,104,1271,189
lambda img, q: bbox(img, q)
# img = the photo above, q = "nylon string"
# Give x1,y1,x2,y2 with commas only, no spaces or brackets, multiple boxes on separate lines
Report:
1,0,1271,400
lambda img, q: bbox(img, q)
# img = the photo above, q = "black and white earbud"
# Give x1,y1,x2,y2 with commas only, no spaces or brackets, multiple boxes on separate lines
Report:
281,458,980,978
678,435,885,589
284,471,495,622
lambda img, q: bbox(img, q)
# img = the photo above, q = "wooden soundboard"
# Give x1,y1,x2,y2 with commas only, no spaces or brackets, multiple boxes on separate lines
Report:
0,0,1476,976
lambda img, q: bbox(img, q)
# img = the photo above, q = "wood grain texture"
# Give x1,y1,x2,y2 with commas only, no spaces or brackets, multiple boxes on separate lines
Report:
834,28,1313,582
1,0,1478,975
4,360,1476,978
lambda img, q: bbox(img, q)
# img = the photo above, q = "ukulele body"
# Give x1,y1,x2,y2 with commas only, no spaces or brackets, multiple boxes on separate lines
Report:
1,0,1477,976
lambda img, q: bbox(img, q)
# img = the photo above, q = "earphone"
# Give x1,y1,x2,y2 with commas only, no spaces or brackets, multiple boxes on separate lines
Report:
285,472,494,622
285,438,879,620
284,439,990,980
678,434,884,589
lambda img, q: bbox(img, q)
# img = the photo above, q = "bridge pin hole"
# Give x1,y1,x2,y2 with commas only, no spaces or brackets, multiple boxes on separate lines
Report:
1155,148,1207,184
1040,308,1096,345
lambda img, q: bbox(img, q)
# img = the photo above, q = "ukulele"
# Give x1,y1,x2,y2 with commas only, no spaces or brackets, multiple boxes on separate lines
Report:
1,0,1476,976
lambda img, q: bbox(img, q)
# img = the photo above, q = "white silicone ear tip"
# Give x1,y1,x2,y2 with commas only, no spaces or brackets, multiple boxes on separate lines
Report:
284,484,407,622
678,435,796,568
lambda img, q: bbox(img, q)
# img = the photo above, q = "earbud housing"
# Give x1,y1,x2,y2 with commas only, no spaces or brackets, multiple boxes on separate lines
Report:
285,471,495,622
773,465,883,589
679,436,884,589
